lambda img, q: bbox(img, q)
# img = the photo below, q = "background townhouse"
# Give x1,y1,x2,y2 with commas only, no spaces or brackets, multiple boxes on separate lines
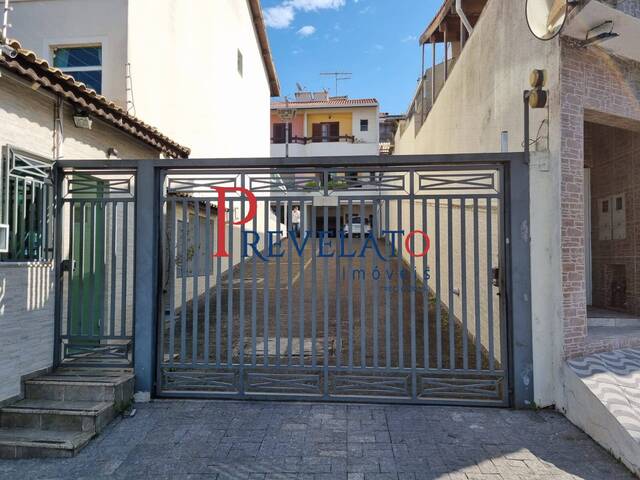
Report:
392,0,640,473
270,92,380,237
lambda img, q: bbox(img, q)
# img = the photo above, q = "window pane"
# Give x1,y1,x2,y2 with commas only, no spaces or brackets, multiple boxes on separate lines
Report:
66,70,102,93
54,46,102,68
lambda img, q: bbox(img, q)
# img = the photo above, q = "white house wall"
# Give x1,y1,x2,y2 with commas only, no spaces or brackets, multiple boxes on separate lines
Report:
10,0,129,108
393,0,562,407
127,0,272,158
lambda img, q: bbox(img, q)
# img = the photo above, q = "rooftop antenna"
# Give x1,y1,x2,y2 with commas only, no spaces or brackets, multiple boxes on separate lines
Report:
320,71,352,97
296,82,306,92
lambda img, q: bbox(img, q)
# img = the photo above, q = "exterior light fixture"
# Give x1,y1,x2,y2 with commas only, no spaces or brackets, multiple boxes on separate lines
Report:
73,112,93,129
107,147,120,158
583,21,619,46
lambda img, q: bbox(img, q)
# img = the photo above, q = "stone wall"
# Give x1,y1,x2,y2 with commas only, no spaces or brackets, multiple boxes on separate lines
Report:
560,38,640,358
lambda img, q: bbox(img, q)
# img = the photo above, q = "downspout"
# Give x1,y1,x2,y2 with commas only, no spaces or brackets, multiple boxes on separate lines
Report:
456,0,473,36
53,96,64,160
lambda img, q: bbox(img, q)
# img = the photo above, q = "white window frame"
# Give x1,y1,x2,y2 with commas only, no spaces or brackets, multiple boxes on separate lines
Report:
50,44,103,92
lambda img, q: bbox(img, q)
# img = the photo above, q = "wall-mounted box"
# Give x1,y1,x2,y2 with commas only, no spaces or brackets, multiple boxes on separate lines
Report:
612,193,626,240
598,198,612,241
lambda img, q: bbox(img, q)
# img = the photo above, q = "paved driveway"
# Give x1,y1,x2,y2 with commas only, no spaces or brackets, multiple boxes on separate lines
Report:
0,400,633,479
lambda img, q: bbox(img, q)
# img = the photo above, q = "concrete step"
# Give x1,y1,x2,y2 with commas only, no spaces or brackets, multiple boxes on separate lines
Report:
0,400,114,433
24,368,134,405
0,427,94,459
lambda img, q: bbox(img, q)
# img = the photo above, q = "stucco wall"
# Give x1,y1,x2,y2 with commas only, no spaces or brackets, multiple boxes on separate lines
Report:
393,0,562,407
0,73,159,403
127,0,271,158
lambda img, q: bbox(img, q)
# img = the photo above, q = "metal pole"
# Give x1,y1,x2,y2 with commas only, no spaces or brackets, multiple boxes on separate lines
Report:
285,121,289,158
523,91,530,164
1,0,10,42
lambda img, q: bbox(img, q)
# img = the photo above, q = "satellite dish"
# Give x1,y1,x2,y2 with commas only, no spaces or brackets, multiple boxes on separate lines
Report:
526,0,568,41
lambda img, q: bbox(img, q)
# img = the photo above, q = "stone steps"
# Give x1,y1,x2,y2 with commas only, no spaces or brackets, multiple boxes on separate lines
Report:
0,367,134,459
0,399,114,433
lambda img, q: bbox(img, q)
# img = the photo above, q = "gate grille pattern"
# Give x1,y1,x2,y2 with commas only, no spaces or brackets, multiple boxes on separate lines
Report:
158,164,508,405
57,171,135,366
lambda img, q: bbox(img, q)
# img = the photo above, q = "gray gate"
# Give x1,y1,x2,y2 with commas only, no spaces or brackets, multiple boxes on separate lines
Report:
53,170,136,367
157,160,510,405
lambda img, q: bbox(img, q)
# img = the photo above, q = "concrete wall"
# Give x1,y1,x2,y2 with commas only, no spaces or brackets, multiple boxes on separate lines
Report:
10,0,129,108
0,72,159,403
393,0,562,407
127,0,272,158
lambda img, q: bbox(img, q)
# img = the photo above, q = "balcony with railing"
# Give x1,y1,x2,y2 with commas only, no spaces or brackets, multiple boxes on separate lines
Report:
399,0,487,138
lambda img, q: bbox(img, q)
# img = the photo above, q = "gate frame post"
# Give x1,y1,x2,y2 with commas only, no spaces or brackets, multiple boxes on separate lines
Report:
133,163,159,401
507,153,534,409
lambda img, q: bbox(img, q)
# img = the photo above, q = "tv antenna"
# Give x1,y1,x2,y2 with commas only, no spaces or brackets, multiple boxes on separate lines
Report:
320,71,352,96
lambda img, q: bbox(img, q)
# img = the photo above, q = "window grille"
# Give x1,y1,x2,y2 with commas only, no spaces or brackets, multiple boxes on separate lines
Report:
0,146,54,261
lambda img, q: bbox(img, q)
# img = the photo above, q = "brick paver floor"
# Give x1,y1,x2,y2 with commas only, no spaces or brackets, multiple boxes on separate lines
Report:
0,400,634,479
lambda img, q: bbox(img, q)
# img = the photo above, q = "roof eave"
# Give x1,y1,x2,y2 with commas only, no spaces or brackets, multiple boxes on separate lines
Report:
1,40,190,158
248,0,281,97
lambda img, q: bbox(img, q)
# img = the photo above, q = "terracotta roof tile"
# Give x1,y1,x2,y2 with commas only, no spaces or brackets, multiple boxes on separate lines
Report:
271,98,379,109
1,39,190,158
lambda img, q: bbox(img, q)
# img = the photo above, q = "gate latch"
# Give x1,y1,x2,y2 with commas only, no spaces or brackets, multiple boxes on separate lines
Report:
61,259,76,273
492,267,500,287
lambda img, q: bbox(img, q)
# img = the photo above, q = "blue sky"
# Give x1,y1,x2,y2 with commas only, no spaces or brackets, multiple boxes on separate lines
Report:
263,0,442,114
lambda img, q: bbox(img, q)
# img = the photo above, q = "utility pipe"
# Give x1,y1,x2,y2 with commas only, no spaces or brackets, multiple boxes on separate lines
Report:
456,0,473,36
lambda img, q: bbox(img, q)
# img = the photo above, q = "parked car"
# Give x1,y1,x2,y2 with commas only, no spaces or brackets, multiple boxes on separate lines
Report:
343,217,371,238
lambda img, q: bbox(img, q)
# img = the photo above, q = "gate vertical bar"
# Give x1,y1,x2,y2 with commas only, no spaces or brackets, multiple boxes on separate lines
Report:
52,167,64,367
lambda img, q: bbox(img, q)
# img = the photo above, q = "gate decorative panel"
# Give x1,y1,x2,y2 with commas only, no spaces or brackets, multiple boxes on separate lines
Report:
157,163,508,405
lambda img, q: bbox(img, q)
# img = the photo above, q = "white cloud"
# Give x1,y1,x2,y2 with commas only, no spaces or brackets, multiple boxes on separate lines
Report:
297,25,317,37
402,35,418,43
264,5,295,28
287,0,346,11
264,0,346,29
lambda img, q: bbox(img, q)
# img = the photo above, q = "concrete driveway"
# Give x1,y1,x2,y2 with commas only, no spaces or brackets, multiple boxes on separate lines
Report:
0,400,633,479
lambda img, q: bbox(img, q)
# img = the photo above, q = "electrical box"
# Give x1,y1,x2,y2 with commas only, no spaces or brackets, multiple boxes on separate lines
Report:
612,193,626,240
0,224,7,253
598,198,612,241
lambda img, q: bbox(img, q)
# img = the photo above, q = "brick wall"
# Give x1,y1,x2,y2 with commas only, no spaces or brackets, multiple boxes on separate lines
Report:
560,38,640,358
584,122,640,315
617,0,640,17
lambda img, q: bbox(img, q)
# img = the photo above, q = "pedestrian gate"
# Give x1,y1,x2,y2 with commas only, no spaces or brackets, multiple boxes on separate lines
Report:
54,155,532,407
157,160,510,406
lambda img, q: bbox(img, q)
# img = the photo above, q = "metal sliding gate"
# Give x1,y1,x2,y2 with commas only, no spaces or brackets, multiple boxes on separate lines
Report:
156,160,511,405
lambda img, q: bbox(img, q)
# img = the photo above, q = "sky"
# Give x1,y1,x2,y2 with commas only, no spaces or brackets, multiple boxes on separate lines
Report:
262,0,442,114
